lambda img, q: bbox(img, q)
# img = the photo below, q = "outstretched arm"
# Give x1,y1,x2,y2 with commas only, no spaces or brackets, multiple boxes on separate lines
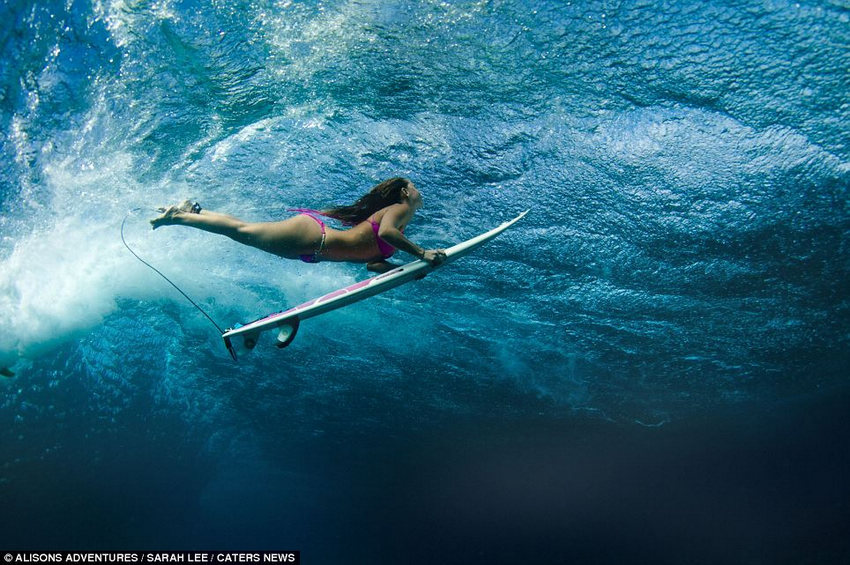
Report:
378,204,446,266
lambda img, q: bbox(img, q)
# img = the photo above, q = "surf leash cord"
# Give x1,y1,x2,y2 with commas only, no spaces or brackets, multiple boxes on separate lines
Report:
121,209,227,336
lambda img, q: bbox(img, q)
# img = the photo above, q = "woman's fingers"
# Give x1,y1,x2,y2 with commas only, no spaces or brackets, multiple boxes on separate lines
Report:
424,249,447,265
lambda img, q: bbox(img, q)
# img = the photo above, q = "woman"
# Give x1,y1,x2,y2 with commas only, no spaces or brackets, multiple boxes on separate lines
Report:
150,177,447,273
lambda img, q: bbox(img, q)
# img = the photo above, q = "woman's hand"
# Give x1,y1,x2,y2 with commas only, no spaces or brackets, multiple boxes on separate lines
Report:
421,249,447,266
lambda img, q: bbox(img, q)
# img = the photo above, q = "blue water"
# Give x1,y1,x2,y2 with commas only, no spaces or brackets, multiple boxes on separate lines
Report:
2,0,849,562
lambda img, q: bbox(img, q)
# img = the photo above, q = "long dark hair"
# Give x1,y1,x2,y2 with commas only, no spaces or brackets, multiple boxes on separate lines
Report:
323,177,412,225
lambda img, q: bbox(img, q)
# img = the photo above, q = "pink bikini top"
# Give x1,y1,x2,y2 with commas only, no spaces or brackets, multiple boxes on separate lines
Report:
369,219,399,259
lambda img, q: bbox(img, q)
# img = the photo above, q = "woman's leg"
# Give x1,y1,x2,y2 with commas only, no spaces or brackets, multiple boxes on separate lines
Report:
151,204,320,258
152,204,252,240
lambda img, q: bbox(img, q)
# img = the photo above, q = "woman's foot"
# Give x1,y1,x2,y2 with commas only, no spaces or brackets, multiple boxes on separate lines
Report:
150,200,196,229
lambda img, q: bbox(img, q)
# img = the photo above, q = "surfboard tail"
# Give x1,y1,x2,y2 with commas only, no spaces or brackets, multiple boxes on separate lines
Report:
222,328,262,361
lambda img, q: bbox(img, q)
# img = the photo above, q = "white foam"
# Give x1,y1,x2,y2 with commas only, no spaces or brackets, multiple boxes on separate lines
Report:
0,145,226,368
0,145,361,372
0,218,134,365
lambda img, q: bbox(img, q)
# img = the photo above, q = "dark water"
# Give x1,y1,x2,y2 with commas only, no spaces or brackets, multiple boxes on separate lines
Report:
1,0,848,563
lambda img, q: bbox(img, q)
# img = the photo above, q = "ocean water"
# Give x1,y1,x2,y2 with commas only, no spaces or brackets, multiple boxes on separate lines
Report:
1,0,848,562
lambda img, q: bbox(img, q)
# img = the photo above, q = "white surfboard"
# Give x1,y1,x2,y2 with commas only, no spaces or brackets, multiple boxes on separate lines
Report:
222,210,528,359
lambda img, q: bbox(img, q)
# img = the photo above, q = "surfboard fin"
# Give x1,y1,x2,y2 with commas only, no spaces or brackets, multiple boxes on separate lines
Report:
223,336,238,361
276,318,300,348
